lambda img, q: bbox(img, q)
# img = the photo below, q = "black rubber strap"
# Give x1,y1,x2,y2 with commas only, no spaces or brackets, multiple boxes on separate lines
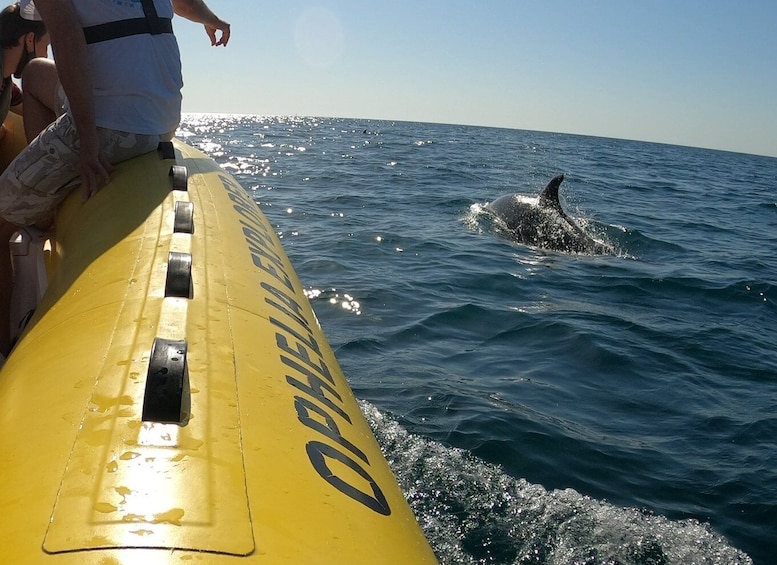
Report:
83,0,172,45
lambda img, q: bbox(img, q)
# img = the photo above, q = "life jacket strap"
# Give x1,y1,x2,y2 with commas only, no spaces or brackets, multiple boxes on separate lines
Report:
83,17,172,44
82,0,172,45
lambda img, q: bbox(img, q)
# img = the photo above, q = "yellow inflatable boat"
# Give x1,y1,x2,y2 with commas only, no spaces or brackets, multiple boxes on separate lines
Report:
0,113,437,563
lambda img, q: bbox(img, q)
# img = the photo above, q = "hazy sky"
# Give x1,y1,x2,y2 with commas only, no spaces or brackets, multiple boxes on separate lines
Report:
174,1,777,157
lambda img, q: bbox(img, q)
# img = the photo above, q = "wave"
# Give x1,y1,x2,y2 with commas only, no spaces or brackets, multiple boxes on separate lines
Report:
362,401,752,565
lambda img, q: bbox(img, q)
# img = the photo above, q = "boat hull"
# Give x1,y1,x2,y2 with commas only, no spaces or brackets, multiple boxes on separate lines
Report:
0,117,436,563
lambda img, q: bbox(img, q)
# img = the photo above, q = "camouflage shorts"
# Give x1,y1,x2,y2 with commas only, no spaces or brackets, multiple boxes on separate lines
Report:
0,113,161,226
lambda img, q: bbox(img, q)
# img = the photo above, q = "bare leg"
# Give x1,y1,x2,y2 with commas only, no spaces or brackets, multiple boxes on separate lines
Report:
21,58,61,142
0,219,19,356
1,58,61,355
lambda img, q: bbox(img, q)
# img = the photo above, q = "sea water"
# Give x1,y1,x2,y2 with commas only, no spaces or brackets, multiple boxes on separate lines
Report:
178,115,776,565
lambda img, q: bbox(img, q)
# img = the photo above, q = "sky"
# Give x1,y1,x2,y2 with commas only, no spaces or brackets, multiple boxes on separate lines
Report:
174,1,777,158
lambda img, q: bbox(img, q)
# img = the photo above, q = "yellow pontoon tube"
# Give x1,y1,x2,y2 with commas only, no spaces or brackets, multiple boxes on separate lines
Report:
0,113,437,563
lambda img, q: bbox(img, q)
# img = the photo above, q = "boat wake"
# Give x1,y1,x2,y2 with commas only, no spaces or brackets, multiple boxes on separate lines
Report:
360,401,752,565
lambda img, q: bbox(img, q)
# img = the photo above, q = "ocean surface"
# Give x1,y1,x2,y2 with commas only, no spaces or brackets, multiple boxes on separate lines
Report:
178,115,776,565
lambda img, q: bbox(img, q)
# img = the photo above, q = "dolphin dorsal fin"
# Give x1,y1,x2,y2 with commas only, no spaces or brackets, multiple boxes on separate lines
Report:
538,174,565,210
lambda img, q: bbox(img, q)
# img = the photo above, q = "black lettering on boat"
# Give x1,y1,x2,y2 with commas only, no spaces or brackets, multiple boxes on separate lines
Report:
239,222,294,291
220,173,251,200
294,396,368,464
231,201,264,226
218,173,392,517
221,175,294,292
262,282,312,335
306,441,391,516
219,173,244,195
238,219,277,256
250,252,294,292
269,316,322,358
238,214,274,237
241,223,283,265
221,174,265,226
284,356,349,423
276,332,334,384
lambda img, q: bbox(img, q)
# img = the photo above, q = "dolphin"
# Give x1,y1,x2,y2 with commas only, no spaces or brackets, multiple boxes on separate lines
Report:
485,174,611,254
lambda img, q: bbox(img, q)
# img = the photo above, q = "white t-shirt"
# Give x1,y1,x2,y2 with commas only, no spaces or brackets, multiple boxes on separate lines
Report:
71,0,183,135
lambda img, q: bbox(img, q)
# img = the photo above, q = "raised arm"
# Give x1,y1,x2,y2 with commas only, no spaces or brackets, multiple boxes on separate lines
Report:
172,0,231,46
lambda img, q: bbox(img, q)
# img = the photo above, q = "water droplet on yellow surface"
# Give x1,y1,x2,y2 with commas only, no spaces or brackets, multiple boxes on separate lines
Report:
94,502,117,514
152,508,185,526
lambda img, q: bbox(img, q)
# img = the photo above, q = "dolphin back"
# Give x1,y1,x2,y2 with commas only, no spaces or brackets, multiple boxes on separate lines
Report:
484,174,612,254
485,194,537,232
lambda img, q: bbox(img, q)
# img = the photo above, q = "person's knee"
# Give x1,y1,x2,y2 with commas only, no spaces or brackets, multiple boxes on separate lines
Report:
21,58,58,103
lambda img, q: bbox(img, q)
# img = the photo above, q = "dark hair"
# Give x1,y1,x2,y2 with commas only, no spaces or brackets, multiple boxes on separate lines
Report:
0,3,47,50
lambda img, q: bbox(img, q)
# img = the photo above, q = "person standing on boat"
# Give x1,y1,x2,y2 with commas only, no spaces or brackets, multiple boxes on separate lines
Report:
0,1,49,141
0,0,230,357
